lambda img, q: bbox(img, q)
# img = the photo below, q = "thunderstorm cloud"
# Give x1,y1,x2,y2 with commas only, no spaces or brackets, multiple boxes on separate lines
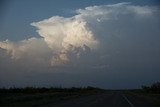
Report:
0,3,160,88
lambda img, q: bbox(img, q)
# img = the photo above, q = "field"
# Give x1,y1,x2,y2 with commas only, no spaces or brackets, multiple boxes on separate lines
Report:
0,86,160,107
0,87,104,107
126,89,160,107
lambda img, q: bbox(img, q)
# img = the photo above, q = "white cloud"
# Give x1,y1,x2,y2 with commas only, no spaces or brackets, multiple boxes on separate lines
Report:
0,37,51,63
1,2,160,88
31,15,98,65
0,3,159,67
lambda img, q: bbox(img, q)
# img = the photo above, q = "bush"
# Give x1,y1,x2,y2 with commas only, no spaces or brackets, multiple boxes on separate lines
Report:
142,82,160,94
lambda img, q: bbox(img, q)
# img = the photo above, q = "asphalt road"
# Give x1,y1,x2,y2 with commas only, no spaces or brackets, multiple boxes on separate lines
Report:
41,91,159,107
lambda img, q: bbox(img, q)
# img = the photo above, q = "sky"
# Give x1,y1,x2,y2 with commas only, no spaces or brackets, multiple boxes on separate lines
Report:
0,0,160,89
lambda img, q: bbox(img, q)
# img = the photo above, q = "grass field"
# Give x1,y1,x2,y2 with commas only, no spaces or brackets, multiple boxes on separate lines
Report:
1,86,160,107
0,87,104,107
125,89,160,107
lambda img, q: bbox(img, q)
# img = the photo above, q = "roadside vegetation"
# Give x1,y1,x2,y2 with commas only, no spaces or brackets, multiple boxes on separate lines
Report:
141,82,160,94
1,82,160,107
141,82,160,106
0,86,104,107
128,82,160,106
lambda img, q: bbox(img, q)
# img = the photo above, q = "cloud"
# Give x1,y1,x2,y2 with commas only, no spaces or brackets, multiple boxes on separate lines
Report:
0,37,51,64
0,2,159,68
0,2,160,88
31,16,98,66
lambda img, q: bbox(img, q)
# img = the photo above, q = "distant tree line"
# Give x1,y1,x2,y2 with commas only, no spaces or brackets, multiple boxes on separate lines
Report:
142,82,160,93
0,86,102,93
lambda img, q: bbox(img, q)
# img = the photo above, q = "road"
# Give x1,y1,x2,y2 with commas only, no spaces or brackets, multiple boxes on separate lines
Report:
41,91,159,107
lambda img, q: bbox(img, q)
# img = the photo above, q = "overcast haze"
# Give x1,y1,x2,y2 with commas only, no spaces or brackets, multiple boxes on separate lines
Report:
0,0,160,89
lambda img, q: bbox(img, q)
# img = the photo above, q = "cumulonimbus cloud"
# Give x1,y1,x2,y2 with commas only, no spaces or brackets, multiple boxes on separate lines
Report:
31,16,98,66
0,3,159,67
